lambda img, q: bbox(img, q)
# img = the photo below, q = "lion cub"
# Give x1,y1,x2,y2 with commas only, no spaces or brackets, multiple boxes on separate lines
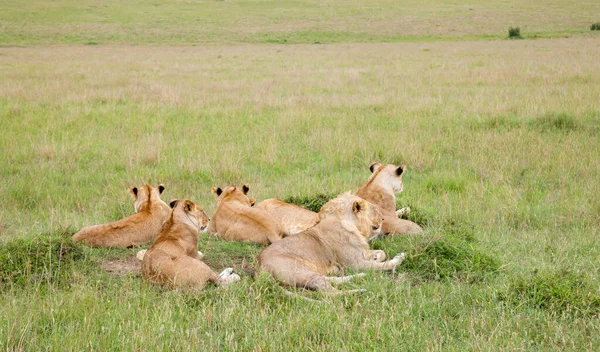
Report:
142,199,240,290
355,162,422,236
253,199,320,236
72,184,171,248
258,193,405,292
208,184,281,245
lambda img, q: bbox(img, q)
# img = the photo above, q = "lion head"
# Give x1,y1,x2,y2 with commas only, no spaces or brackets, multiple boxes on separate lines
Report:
318,192,383,239
169,199,210,232
368,162,405,194
211,184,254,207
128,184,167,213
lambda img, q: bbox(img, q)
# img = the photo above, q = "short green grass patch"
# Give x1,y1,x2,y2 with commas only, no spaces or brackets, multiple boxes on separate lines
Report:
502,269,600,318
374,226,499,283
284,193,337,212
0,234,84,289
591,23,600,31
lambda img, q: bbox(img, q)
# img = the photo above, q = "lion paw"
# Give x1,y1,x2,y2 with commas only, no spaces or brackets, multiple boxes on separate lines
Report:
392,252,406,264
372,250,387,262
135,250,147,261
218,267,234,278
396,207,410,218
219,272,240,286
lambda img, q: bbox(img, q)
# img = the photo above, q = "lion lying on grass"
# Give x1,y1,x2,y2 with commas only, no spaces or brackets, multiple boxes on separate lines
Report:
254,198,320,236
258,193,405,292
208,184,282,245
355,162,422,236
142,199,240,290
72,184,171,248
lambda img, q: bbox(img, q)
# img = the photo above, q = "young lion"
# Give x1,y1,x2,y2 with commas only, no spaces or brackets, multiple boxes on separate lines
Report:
142,199,240,290
253,198,320,236
355,162,422,236
258,193,406,292
72,184,171,248
208,184,281,245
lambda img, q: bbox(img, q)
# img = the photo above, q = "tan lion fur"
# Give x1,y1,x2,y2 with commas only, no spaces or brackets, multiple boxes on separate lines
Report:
355,162,422,235
258,193,405,292
72,184,171,248
254,198,320,236
208,184,281,245
142,199,239,290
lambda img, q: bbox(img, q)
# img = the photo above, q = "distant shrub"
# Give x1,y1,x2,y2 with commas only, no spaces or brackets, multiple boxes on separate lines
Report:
591,23,600,31
503,269,600,317
508,27,522,39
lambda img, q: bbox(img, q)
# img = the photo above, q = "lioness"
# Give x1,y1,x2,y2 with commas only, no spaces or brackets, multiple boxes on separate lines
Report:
142,199,240,290
208,184,281,245
355,162,422,235
258,193,405,292
72,184,171,248
254,198,320,236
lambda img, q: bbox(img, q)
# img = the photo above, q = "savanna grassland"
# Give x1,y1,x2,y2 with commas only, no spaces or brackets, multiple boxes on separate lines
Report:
1,0,600,350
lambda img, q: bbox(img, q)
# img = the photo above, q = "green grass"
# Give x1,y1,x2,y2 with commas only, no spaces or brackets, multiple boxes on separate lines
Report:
1,0,600,350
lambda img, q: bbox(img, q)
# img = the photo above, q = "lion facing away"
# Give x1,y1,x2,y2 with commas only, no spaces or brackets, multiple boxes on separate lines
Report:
72,184,171,248
142,199,240,290
258,193,406,292
253,198,320,236
355,162,422,236
208,184,281,245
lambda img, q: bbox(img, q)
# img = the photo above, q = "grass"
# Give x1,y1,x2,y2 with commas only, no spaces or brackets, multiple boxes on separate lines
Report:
1,0,600,350
1,0,600,45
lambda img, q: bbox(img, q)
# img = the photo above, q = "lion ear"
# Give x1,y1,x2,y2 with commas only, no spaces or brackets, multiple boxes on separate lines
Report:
169,199,179,208
396,165,404,176
242,184,250,195
352,200,365,214
249,197,256,206
369,162,381,173
129,187,138,199
184,200,194,212
158,184,165,194
212,187,222,197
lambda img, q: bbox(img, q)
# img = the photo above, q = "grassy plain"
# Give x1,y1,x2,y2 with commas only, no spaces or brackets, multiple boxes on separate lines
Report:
1,0,600,350
1,0,600,45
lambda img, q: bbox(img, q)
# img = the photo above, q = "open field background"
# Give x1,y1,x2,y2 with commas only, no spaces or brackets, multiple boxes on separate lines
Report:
1,0,600,45
1,0,600,350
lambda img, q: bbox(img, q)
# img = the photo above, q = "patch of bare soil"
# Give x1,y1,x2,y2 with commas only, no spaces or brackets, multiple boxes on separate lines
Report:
101,256,141,277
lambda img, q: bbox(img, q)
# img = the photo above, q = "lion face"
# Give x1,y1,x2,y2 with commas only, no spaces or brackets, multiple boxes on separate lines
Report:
319,193,383,239
129,184,166,212
369,162,405,194
170,199,210,232
211,184,254,207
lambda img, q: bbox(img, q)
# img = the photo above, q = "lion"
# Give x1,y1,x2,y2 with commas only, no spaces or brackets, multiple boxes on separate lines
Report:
208,184,281,245
253,198,320,236
355,162,422,235
142,199,240,290
257,192,406,292
72,184,171,248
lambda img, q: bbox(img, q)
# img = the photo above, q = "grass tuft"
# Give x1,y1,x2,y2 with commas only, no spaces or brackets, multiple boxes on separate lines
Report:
0,235,85,288
373,231,499,283
284,193,337,212
591,23,600,31
533,112,578,132
503,269,600,317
